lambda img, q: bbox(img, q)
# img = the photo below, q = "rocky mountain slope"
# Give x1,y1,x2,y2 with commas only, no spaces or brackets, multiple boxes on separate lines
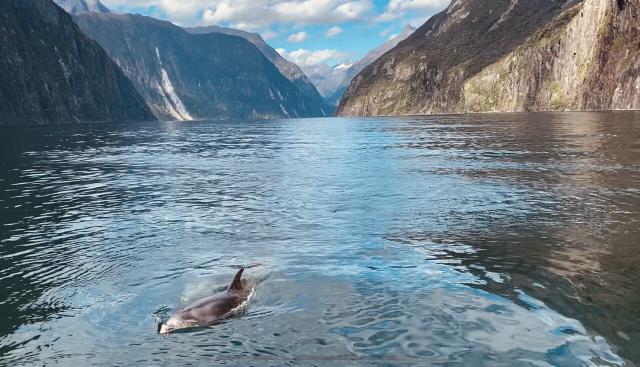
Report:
338,0,639,116
0,0,154,126
73,13,327,120
54,0,109,14
186,25,326,112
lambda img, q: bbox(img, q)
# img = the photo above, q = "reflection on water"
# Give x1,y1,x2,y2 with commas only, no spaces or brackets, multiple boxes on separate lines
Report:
0,112,639,366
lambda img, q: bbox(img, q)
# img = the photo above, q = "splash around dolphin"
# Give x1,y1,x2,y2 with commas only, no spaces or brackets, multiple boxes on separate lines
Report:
158,267,253,334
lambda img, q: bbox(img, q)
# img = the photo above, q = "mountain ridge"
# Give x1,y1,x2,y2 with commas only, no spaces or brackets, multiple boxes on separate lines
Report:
186,25,326,112
54,0,109,14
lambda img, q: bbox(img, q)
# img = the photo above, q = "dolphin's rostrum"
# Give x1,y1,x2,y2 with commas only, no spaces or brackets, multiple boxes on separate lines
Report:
158,267,252,334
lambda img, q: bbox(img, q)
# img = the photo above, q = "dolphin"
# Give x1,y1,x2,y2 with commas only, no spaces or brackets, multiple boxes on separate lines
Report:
158,267,252,334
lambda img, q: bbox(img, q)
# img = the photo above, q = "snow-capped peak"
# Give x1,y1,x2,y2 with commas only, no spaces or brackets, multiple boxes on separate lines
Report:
333,62,354,71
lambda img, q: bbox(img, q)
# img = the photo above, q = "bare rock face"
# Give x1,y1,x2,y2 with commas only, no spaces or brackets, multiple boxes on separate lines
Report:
74,13,327,120
583,0,640,110
0,0,154,126
338,0,640,116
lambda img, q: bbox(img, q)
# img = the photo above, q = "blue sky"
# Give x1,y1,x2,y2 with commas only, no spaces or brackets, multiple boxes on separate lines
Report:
100,0,450,67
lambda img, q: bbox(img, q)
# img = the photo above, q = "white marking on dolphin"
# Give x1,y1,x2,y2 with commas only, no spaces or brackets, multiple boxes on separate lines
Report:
158,267,253,334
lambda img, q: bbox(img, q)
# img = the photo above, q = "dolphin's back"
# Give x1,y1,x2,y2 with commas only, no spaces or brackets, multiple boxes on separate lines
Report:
159,268,250,333
177,268,248,325
179,292,242,324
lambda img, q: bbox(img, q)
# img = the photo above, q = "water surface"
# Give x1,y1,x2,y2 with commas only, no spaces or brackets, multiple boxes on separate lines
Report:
1,112,639,366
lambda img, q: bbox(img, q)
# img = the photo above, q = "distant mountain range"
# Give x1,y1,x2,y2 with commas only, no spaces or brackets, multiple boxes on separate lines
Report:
302,26,416,106
53,0,327,113
0,0,153,126
4,0,635,126
73,12,327,120
338,0,640,116
53,1,417,110
48,0,326,120
301,63,355,107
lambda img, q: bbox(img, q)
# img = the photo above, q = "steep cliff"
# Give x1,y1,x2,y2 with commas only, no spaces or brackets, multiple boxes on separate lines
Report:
186,25,327,114
338,0,639,116
74,13,326,120
583,0,639,109
463,0,639,112
0,0,154,126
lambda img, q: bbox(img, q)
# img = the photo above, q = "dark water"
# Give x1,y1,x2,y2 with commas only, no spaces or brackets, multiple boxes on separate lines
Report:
1,112,639,366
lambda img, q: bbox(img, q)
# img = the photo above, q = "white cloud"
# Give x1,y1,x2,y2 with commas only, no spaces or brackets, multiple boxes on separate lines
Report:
104,0,205,22
287,31,309,43
325,26,343,38
334,1,372,19
376,0,450,22
101,0,447,28
278,48,347,66
103,0,374,28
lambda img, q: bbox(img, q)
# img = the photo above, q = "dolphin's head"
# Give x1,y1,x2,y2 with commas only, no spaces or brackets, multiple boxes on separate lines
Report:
158,322,171,334
158,322,174,334
158,315,183,335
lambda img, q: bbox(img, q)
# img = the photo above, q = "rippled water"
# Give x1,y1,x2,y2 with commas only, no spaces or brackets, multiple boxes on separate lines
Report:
1,112,639,366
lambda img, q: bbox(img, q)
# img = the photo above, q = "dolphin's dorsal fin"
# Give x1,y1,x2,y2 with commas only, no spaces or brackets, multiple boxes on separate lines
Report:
228,267,244,291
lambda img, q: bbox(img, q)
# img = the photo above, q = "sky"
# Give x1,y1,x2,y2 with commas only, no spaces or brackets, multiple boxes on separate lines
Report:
100,0,451,67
